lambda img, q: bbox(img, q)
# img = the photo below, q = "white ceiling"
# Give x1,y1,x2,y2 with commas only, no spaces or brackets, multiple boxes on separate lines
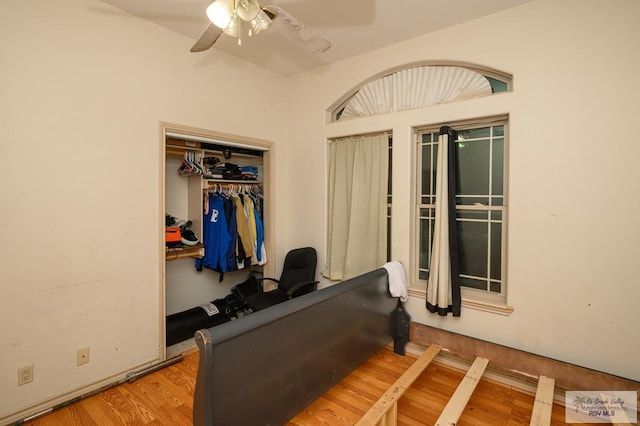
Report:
95,0,534,76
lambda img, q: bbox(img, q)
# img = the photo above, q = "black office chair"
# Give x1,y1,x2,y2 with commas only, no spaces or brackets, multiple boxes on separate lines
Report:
233,247,318,312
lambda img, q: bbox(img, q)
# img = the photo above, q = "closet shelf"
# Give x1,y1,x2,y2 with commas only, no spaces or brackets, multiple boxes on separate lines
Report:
166,244,204,260
166,143,261,160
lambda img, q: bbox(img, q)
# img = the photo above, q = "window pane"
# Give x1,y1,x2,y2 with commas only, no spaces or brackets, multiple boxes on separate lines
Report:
433,142,438,188
456,196,490,206
485,77,508,94
458,127,490,140
460,276,487,291
421,144,432,196
419,270,429,280
419,208,433,219
456,210,489,220
387,215,391,262
490,222,502,280
490,281,502,293
419,209,434,271
456,140,490,195
493,125,504,137
490,210,502,221
492,137,504,196
388,144,393,195
457,220,488,278
419,229,429,269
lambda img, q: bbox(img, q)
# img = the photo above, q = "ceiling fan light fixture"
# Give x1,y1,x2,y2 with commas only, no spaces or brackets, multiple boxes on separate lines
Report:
236,0,260,22
223,13,244,44
206,0,234,29
249,9,272,36
193,0,330,53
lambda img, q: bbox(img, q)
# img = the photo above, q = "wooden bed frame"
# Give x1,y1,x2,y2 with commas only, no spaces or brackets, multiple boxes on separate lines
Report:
193,268,409,426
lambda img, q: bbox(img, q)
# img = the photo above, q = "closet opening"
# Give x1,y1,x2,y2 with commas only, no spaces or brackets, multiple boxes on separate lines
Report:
159,122,274,357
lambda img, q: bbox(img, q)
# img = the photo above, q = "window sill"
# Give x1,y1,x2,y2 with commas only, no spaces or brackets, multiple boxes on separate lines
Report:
407,287,514,316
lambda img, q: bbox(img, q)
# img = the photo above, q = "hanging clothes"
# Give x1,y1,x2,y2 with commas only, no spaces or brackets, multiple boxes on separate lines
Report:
222,194,238,273
232,194,253,268
248,185,267,265
254,204,267,266
195,193,232,276
243,194,259,266
196,184,266,279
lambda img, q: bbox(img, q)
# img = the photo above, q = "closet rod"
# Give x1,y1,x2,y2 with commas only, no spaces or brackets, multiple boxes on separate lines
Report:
205,184,263,194
205,183,262,189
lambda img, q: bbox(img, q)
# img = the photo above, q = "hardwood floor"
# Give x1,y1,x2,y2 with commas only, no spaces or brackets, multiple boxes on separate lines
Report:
26,347,585,425
26,351,199,426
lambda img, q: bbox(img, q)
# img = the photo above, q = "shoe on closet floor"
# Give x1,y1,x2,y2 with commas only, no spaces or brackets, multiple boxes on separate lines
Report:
181,229,199,246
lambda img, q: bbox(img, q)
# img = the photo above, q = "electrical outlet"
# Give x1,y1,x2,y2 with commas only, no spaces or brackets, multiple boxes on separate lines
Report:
77,347,90,366
18,365,33,386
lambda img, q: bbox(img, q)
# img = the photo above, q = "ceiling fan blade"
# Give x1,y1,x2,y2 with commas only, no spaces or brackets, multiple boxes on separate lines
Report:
263,5,331,54
190,23,223,52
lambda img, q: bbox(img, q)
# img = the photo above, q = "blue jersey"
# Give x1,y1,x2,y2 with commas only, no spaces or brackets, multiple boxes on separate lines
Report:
195,194,232,274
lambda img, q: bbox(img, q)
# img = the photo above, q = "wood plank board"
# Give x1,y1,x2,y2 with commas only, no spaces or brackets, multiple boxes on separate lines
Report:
356,345,442,426
530,375,555,426
435,356,489,426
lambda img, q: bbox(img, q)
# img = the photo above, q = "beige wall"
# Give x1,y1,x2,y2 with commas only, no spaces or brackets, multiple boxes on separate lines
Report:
0,0,287,420
286,0,640,382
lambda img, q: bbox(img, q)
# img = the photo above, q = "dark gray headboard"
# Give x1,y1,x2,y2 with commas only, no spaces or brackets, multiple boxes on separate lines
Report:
193,268,405,426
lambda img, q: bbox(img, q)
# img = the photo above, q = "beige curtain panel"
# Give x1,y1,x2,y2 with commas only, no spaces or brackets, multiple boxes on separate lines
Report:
324,133,389,280
339,66,492,120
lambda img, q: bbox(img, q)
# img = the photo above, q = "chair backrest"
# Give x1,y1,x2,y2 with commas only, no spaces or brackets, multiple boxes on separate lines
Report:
278,247,317,294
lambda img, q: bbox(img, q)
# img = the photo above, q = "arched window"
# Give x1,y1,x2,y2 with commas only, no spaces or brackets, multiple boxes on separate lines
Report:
332,64,511,121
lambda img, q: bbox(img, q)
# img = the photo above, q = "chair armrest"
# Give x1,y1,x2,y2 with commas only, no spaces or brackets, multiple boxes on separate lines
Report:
286,281,319,298
259,277,280,291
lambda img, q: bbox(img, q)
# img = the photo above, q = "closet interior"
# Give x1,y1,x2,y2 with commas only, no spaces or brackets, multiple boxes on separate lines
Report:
164,131,271,353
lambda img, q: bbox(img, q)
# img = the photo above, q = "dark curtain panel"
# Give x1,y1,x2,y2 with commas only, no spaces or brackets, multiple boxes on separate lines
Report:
426,126,461,316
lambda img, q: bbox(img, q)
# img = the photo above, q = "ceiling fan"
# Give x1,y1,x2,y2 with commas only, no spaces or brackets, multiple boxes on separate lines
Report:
191,0,331,54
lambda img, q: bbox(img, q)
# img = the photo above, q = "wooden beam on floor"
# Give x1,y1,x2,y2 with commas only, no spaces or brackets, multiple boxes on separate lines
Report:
356,345,442,426
530,375,555,426
435,356,489,426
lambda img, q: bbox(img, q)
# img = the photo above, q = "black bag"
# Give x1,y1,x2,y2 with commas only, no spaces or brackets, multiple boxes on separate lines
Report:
231,275,261,306
166,298,232,346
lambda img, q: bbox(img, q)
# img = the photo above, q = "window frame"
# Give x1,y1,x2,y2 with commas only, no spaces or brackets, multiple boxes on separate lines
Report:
413,116,512,313
387,135,393,261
